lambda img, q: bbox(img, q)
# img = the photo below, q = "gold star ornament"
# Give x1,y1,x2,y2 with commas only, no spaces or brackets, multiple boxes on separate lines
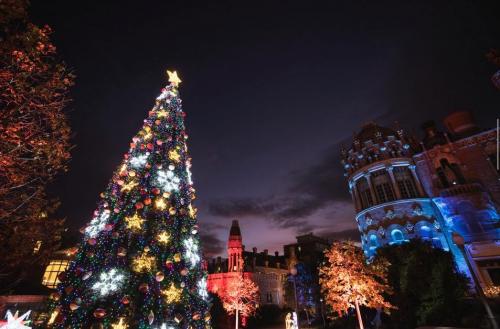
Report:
162,283,182,304
168,149,181,163
167,70,182,87
112,318,128,329
125,213,144,231
132,251,156,273
157,231,171,245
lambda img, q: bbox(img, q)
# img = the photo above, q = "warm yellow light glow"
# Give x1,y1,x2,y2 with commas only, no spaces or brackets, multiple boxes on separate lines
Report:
42,260,69,288
125,213,144,231
33,240,42,254
157,109,168,118
111,318,128,329
157,231,171,245
167,70,182,87
162,283,182,304
119,163,127,174
121,180,138,192
48,310,58,325
168,149,181,163
132,251,156,273
155,197,168,210
188,204,197,218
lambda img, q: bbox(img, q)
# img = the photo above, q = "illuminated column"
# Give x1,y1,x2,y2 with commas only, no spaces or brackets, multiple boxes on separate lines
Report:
386,166,402,199
409,165,425,196
349,180,361,211
365,173,377,205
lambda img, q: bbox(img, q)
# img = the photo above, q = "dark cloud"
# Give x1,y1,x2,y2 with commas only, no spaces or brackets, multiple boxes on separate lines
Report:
208,198,274,218
208,142,352,231
199,231,225,257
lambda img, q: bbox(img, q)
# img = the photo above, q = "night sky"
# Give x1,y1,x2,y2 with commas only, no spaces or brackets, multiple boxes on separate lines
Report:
31,1,500,256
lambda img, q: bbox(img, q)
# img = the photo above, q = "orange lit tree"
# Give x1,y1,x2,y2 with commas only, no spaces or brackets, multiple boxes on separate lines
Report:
220,276,259,329
319,241,393,329
0,0,74,291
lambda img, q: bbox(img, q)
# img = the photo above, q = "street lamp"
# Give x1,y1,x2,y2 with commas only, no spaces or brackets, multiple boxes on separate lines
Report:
452,232,498,329
290,265,300,329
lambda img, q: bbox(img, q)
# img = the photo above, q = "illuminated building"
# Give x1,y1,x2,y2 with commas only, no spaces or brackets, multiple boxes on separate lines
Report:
206,220,289,307
341,111,500,291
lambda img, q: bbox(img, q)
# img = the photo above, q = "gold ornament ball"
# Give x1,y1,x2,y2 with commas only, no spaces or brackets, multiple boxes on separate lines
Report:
155,271,165,282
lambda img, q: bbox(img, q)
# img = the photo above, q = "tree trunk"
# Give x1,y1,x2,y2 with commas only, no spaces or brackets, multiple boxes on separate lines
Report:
354,300,364,329
235,308,239,329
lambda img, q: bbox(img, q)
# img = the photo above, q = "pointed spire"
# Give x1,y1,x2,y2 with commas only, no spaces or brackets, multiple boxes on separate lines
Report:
229,219,241,239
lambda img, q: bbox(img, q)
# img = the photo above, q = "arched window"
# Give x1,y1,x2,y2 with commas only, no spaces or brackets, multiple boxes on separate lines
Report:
391,229,404,243
369,235,378,249
372,170,395,204
356,178,373,209
394,166,418,198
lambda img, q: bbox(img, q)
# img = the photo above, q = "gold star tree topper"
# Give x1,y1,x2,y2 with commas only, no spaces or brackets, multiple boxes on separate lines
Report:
167,70,182,87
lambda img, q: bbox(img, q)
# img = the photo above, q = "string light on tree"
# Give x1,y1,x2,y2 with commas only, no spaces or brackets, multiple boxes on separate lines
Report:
183,237,200,268
47,71,209,328
92,268,125,297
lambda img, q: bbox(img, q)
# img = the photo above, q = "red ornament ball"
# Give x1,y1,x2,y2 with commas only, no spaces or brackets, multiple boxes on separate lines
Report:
121,296,130,305
93,308,106,318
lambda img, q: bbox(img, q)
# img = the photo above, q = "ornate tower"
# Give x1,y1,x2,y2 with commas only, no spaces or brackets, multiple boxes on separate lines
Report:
227,220,243,272
341,122,451,258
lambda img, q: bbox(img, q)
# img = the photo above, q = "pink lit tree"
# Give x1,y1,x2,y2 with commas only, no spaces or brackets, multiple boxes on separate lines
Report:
220,276,259,329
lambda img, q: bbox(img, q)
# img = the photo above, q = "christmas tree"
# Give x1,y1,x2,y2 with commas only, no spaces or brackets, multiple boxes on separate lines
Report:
47,71,210,329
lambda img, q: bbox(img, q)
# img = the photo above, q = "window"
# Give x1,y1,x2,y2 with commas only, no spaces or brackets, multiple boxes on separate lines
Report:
266,292,273,303
391,230,404,244
394,166,418,198
372,170,395,203
357,178,373,209
42,260,69,289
